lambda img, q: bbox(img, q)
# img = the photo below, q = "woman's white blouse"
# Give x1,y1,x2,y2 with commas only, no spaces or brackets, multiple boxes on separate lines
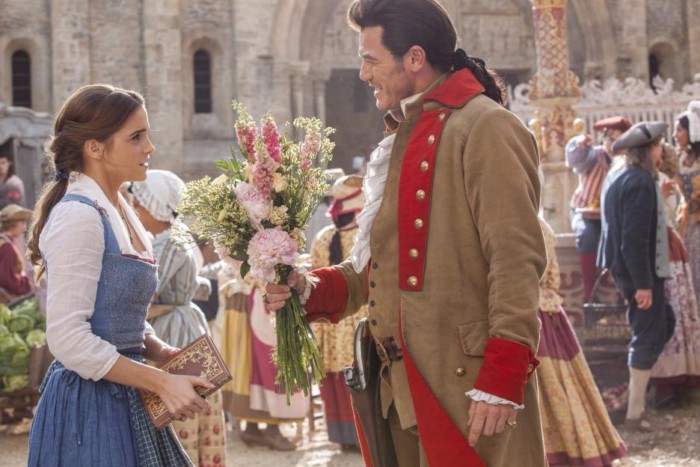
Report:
40,174,155,381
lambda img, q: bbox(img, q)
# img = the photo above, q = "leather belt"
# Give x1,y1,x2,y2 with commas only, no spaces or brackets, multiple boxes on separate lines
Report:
376,336,403,364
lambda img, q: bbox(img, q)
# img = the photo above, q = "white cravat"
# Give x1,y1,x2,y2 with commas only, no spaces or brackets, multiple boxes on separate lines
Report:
350,132,395,272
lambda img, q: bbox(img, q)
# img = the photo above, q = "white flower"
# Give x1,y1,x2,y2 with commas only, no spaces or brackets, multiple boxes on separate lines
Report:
269,206,288,226
272,173,288,192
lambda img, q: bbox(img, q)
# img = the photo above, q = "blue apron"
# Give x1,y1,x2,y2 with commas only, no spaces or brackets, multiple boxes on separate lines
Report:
28,194,191,466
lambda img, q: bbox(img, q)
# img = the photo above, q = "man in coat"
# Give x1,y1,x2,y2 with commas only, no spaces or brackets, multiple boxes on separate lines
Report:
266,0,547,465
599,121,675,431
565,116,632,303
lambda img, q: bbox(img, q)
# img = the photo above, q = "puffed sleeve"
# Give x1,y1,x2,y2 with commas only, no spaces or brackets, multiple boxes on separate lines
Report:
41,202,121,381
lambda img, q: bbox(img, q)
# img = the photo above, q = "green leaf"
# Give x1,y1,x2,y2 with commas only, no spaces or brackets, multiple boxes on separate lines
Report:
240,262,250,279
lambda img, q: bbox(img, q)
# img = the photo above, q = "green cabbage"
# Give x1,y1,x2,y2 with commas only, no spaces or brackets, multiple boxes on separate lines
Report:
0,324,8,337
6,314,35,336
0,305,10,325
26,329,46,347
2,374,29,392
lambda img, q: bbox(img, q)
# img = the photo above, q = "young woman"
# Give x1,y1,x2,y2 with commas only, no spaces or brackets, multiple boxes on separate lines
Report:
26,84,213,466
130,170,227,465
599,121,676,431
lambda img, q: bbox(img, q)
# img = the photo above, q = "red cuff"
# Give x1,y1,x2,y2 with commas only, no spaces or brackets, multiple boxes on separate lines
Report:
303,267,348,324
472,337,539,405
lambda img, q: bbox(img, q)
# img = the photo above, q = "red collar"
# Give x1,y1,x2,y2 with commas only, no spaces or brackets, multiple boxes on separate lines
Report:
423,69,485,108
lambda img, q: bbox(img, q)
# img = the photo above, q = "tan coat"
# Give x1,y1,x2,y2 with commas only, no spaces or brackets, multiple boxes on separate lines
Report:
336,74,547,466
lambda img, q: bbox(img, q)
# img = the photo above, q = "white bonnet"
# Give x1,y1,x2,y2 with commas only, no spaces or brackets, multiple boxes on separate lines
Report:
689,100,700,143
130,169,185,223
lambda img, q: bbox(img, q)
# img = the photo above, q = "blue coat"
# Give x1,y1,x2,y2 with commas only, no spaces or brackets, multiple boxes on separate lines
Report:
599,165,669,291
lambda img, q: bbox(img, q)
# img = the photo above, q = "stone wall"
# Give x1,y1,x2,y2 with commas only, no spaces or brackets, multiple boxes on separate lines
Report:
0,0,698,187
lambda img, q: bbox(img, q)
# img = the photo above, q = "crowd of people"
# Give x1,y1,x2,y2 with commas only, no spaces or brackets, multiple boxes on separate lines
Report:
568,105,700,437
1,0,699,466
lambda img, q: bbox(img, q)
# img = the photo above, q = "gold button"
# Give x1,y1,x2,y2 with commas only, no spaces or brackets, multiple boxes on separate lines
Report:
407,276,418,287
409,249,419,259
414,218,424,229
416,190,426,200
420,161,429,172
428,135,435,145
438,112,446,121
455,367,466,377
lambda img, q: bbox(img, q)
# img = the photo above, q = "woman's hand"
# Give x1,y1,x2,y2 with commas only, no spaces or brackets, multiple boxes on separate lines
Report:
264,268,307,311
143,334,179,364
157,373,215,421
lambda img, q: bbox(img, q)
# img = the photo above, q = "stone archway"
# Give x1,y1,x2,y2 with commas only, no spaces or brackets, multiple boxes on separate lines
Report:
568,0,617,80
270,0,384,173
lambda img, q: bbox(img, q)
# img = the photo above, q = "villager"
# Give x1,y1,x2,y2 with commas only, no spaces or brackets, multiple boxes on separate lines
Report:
674,102,700,303
266,0,547,465
310,174,367,450
0,152,25,209
219,269,307,452
536,216,626,465
0,204,33,303
649,104,700,405
599,121,676,431
131,170,227,466
565,115,633,303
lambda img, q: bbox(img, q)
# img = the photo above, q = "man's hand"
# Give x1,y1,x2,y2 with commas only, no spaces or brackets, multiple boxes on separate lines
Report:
578,134,593,148
635,289,653,309
467,400,517,447
264,268,307,311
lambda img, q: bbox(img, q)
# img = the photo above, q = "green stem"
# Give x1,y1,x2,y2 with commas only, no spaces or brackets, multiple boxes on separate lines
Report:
273,265,325,404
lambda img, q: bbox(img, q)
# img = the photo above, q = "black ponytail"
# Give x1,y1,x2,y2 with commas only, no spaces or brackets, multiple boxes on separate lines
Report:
452,49,508,106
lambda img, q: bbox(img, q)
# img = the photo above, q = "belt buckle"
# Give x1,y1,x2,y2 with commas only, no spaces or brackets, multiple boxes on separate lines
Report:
375,341,390,364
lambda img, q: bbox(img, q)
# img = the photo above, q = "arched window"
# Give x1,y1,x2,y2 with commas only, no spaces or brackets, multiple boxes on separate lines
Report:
194,49,212,113
12,50,32,108
648,53,660,89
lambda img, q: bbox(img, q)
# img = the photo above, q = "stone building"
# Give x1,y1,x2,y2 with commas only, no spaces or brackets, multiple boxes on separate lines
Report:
1,0,699,188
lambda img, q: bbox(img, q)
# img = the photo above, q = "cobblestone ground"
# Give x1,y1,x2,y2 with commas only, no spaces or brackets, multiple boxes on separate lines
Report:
2,404,699,466
0,418,365,467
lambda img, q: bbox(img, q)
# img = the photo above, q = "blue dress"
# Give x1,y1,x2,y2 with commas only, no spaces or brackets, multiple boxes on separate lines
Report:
28,194,192,466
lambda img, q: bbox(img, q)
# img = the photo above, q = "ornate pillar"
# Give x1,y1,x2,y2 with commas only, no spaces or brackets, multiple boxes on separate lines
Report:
529,0,581,232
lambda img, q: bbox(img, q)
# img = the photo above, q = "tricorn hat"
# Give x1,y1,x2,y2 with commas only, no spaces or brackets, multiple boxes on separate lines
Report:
593,116,633,133
611,121,668,152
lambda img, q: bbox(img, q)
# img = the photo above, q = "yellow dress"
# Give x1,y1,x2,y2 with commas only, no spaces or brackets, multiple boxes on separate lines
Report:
537,218,626,466
310,224,367,446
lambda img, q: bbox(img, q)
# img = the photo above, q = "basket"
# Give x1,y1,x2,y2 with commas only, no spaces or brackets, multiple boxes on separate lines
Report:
582,269,630,345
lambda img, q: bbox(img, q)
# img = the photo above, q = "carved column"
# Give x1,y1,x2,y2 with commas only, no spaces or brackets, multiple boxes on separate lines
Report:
529,0,581,232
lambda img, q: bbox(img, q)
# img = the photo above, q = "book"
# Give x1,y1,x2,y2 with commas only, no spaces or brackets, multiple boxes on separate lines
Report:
139,334,232,429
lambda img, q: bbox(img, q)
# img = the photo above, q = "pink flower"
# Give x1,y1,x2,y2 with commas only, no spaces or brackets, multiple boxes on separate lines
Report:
235,123,257,162
261,113,281,164
247,228,299,282
252,160,275,199
233,182,272,229
300,132,320,161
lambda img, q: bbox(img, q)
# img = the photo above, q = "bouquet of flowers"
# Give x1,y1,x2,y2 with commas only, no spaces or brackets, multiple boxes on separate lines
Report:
179,101,335,402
